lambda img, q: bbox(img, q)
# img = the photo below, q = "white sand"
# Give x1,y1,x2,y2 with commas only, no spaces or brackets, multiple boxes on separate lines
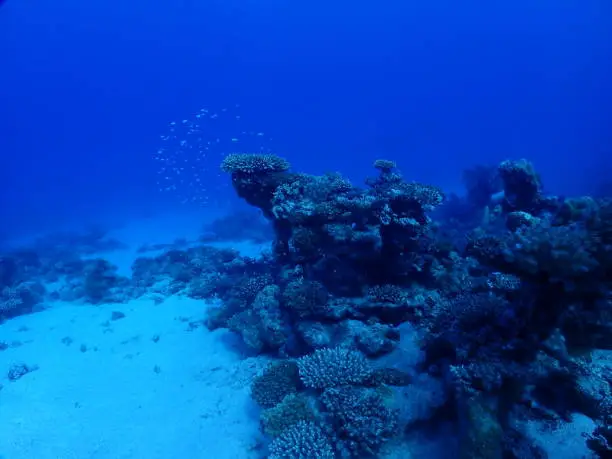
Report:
0,296,268,459
0,213,272,459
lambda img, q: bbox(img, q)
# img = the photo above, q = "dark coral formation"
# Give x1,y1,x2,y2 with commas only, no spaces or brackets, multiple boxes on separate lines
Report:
214,154,612,458
0,227,135,316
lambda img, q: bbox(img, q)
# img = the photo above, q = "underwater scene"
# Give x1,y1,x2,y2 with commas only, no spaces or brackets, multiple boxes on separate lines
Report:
1,0,611,458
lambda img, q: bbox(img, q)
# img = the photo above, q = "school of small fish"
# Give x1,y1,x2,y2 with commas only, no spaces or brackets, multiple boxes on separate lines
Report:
153,105,272,206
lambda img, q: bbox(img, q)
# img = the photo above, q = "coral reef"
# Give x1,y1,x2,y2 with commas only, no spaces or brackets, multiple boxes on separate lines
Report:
214,154,612,458
3,154,612,459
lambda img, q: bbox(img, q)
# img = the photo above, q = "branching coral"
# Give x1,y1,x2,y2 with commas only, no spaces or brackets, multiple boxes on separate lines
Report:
320,386,399,457
261,393,315,437
251,361,301,409
268,421,335,459
281,279,329,319
297,347,372,389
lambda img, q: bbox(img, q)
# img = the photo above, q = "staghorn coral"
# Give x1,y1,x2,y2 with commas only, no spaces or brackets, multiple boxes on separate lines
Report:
364,367,412,387
469,219,599,284
486,272,521,292
367,284,408,304
251,360,301,409
297,347,372,389
320,386,399,457
271,172,353,223
261,393,316,437
268,421,335,459
281,279,329,319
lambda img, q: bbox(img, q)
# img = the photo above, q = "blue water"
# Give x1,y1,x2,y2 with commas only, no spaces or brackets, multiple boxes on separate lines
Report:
1,0,610,236
1,1,612,458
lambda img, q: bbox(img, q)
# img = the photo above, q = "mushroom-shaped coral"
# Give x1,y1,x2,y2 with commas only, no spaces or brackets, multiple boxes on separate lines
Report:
221,153,290,175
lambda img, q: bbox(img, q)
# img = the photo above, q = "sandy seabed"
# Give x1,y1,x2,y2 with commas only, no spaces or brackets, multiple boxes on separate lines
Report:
0,294,268,459
0,214,272,459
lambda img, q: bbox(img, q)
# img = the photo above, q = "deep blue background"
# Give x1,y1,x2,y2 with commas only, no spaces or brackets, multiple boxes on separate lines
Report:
1,0,611,237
